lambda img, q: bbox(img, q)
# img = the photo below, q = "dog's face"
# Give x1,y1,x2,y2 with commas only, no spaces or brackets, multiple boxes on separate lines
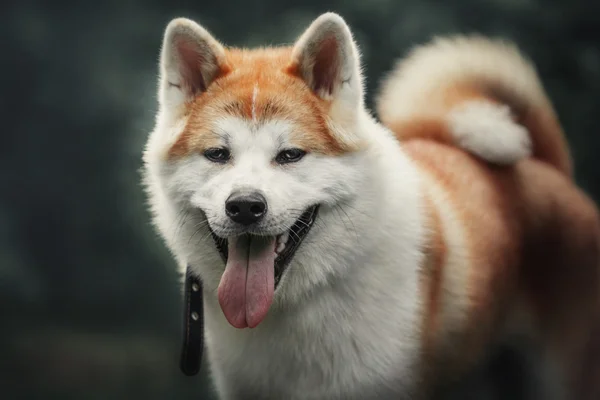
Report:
144,14,367,328
179,117,352,239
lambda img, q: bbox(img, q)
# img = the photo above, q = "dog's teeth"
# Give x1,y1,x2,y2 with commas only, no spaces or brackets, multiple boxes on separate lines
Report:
280,231,289,245
276,242,285,254
275,232,289,254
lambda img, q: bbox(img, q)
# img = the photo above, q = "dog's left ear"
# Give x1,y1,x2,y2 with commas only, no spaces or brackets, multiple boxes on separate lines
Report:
289,13,364,108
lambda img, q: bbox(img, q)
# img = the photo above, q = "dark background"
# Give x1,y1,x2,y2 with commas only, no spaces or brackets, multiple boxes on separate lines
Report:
2,0,599,399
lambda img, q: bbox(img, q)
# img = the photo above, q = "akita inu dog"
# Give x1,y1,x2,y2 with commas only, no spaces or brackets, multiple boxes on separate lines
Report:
142,12,600,399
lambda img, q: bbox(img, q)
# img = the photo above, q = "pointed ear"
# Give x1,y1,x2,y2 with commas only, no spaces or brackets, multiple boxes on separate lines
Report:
159,18,228,109
289,13,363,105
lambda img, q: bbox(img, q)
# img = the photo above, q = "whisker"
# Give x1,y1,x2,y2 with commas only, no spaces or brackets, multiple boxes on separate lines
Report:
172,208,190,236
334,204,360,243
188,217,213,244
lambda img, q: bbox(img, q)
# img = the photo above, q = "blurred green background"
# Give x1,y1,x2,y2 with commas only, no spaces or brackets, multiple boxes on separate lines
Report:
2,0,599,399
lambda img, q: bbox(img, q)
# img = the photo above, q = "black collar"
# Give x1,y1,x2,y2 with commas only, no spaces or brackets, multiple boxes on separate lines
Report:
180,265,204,376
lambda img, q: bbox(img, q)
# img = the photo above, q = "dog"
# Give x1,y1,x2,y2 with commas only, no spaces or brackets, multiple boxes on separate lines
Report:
142,12,600,399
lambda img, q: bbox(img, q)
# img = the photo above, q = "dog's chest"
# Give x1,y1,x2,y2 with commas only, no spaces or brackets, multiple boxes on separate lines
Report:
205,295,422,400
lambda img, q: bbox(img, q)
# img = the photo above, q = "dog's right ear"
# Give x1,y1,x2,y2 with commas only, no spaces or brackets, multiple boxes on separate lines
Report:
159,18,228,110
288,13,363,106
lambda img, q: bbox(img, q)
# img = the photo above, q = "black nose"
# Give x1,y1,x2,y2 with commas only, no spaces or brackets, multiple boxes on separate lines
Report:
225,191,268,225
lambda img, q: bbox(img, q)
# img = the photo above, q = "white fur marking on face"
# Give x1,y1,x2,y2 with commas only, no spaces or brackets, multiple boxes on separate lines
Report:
252,84,259,123
448,100,532,165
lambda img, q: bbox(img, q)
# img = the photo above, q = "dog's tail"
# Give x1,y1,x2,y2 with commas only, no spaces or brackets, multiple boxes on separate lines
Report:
376,35,572,176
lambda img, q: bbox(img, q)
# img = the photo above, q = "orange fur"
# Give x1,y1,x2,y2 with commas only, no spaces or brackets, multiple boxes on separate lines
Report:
396,113,599,396
168,48,356,160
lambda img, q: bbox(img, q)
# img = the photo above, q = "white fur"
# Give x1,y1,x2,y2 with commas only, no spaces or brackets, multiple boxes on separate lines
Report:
448,101,532,164
376,35,551,165
377,35,549,123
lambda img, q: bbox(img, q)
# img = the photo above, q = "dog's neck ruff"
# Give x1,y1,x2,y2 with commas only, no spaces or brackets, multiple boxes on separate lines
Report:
180,266,204,376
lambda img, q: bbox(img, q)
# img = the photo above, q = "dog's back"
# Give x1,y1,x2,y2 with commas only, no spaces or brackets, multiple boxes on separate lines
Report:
377,36,600,398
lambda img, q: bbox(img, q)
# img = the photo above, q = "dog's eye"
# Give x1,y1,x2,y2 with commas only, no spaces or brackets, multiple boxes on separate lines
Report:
275,148,307,164
204,147,231,163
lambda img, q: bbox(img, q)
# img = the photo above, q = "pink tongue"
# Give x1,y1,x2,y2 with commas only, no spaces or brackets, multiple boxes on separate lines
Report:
217,235,276,329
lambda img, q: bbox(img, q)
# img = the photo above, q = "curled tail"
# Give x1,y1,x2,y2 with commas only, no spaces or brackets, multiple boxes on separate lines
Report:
376,35,572,176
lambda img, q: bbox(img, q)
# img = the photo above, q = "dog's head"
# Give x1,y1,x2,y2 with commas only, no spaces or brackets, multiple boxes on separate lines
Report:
144,13,370,328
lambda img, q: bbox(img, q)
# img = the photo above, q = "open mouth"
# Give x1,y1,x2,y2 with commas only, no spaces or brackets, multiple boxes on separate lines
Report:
210,205,319,288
